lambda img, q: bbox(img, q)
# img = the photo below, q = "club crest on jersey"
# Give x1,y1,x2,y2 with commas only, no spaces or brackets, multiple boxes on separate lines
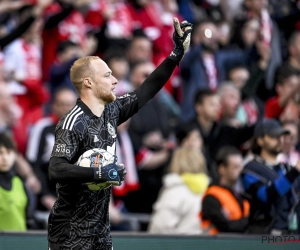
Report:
107,122,116,138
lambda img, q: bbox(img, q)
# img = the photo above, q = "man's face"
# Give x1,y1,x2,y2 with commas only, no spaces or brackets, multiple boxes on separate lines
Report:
229,68,250,89
196,95,220,122
182,129,203,150
220,87,240,118
89,58,118,104
223,154,243,185
0,146,16,173
52,90,77,118
130,62,155,89
108,58,129,81
277,75,299,96
259,135,284,156
127,38,152,64
199,23,219,52
282,123,298,153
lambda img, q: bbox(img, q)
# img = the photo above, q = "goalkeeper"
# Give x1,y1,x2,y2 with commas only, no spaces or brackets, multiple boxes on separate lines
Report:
48,18,192,250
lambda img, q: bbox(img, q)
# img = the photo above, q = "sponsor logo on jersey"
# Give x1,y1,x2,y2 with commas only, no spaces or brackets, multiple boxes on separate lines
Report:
55,144,70,153
107,122,116,138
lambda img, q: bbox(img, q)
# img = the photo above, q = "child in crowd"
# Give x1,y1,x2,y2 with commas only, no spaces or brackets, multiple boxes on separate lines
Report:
0,132,31,231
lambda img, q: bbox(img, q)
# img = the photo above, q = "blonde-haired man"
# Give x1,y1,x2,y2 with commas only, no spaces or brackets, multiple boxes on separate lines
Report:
48,18,192,250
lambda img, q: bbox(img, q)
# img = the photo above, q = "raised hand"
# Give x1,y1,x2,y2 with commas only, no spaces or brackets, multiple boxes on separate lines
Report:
168,17,193,64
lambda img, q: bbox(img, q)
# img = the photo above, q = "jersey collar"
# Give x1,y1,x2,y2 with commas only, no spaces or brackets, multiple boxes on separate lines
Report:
76,98,96,119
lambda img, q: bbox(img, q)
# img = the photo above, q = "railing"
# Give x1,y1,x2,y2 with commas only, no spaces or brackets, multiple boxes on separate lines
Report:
0,231,297,250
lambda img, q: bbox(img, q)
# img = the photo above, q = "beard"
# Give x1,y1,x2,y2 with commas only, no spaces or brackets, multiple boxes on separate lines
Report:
99,89,116,104
265,144,282,156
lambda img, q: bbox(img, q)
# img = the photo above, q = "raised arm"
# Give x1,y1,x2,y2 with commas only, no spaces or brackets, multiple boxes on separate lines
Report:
134,18,192,109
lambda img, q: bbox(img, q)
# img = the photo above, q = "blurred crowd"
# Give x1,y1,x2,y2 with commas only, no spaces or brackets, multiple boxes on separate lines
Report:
2,0,300,236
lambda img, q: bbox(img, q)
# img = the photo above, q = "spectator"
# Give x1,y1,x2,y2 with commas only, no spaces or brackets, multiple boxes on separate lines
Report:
84,0,133,41
126,33,153,68
227,65,265,126
25,88,77,213
3,7,49,154
218,83,242,127
285,31,300,74
200,146,249,234
178,0,225,24
114,119,139,198
175,123,203,151
230,16,272,102
49,40,81,96
111,119,139,231
265,65,300,123
42,0,89,81
184,89,254,182
0,83,22,131
277,121,300,167
0,0,52,51
0,83,41,196
230,17,260,50
126,0,181,63
0,132,35,231
148,147,209,234
179,20,248,122
239,0,282,92
217,20,232,49
228,65,250,92
242,118,300,234
220,0,244,23
126,61,175,217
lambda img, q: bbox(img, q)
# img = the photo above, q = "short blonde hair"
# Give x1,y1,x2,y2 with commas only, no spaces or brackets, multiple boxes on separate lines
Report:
169,147,207,175
70,56,99,93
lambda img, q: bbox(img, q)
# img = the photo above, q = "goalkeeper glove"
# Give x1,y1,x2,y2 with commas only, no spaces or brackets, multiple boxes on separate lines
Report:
168,17,193,64
93,157,126,186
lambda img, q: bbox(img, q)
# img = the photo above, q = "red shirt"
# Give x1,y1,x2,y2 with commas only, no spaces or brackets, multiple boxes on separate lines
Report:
42,3,86,81
265,96,285,118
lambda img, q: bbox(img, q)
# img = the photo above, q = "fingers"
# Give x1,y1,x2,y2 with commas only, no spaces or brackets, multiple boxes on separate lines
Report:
183,27,192,36
173,17,183,37
174,17,193,37
182,28,192,53
180,21,193,31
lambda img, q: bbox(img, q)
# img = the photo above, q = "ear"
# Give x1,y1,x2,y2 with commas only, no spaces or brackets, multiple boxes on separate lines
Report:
83,78,92,88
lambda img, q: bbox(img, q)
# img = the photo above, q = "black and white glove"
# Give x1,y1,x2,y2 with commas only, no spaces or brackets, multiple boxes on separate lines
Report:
93,157,126,186
168,17,193,64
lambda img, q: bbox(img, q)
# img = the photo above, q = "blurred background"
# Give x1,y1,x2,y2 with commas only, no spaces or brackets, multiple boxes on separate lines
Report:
1,0,300,247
